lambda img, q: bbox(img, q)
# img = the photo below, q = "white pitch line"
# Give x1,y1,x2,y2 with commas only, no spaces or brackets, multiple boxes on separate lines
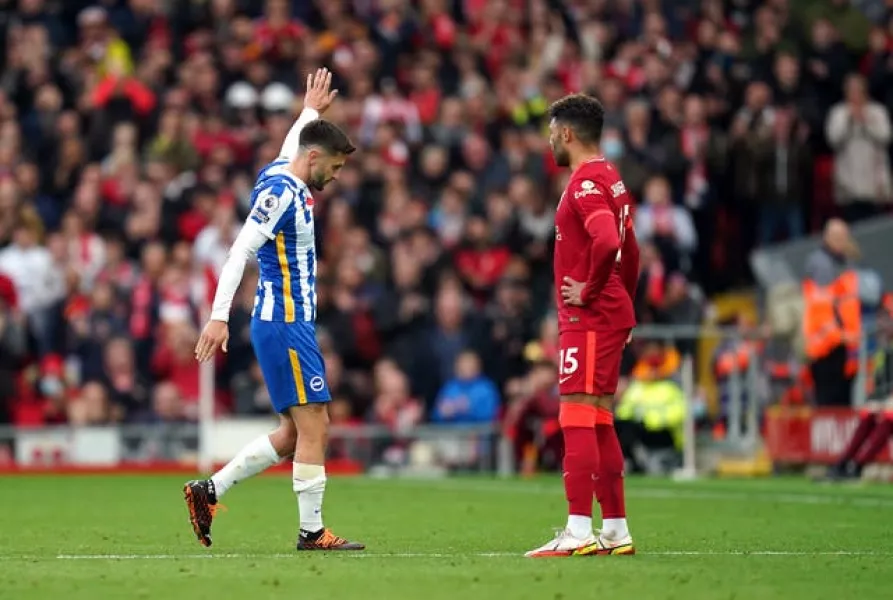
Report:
50,553,518,560
18,550,883,560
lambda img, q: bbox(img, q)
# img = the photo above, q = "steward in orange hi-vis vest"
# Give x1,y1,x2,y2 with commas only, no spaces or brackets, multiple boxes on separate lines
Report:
802,219,861,407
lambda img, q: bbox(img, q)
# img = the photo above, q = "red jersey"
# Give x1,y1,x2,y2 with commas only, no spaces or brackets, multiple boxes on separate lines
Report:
554,157,639,332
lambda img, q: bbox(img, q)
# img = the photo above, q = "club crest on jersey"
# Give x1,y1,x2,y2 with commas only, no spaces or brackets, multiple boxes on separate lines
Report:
574,179,602,199
309,376,325,392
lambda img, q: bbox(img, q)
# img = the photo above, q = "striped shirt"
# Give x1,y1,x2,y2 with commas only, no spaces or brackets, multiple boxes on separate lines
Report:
248,159,317,322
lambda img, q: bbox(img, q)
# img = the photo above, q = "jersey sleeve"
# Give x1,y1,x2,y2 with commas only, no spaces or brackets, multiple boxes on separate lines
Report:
567,176,622,305
249,180,297,240
209,219,269,322
279,107,319,160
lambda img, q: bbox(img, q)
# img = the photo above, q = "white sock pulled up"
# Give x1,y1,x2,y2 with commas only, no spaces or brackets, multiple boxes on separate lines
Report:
293,462,326,534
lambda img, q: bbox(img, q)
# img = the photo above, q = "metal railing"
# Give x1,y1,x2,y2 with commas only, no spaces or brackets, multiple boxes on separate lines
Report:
856,319,893,406
0,422,507,474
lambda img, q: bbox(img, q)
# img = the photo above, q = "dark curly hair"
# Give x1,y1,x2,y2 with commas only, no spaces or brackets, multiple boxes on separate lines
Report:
548,94,605,145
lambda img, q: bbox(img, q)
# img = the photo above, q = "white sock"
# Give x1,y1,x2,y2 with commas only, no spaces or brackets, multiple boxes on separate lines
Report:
210,434,280,498
602,518,629,539
293,463,326,534
566,515,592,539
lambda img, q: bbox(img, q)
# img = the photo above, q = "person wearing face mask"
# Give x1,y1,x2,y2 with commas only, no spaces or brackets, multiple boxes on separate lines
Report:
601,127,652,201
602,131,624,161
37,353,69,421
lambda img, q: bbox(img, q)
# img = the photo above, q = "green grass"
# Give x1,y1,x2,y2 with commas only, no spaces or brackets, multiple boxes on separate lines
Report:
1,475,891,599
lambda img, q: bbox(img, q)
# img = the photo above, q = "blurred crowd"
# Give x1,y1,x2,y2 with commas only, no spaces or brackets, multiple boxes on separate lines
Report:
0,0,891,440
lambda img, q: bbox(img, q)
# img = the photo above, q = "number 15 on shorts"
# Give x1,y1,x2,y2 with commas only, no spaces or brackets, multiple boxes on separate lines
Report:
558,343,590,393
560,347,579,383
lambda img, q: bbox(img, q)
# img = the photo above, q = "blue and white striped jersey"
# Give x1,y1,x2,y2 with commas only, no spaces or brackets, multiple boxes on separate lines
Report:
248,158,317,323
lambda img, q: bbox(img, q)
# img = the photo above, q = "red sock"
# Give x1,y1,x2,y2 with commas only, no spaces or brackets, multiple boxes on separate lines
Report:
838,413,878,464
593,408,626,519
560,403,598,518
854,417,893,466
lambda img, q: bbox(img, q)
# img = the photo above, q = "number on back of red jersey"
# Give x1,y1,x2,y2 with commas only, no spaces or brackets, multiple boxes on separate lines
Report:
616,204,630,263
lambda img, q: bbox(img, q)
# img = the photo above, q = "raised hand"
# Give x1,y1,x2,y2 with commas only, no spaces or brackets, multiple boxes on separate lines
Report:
303,67,338,114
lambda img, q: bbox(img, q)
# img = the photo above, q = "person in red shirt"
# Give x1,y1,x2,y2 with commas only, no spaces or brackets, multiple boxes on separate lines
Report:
526,94,639,558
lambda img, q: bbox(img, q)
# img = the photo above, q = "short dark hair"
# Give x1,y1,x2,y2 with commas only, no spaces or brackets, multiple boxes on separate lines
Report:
299,119,356,156
548,94,605,145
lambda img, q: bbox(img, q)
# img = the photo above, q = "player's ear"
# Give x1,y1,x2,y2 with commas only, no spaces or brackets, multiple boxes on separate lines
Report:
562,126,573,144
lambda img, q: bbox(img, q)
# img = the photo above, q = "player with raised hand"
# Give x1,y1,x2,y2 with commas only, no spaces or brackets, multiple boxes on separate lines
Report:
185,68,364,551
525,94,639,558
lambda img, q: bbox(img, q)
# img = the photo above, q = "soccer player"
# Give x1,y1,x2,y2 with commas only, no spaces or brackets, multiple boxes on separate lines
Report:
526,94,639,558
184,68,364,551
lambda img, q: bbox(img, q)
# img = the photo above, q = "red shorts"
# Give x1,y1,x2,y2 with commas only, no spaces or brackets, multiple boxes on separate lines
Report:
558,328,630,397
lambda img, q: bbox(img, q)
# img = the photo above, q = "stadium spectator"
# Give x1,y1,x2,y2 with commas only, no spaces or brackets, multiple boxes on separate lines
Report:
0,208,65,356
67,380,113,426
748,106,813,245
66,279,127,383
415,282,492,405
148,380,187,424
634,242,667,325
864,24,893,115
432,350,500,424
508,174,554,298
825,73,892,222
621,100,662,198
151,324,204,417
369,358,423,466
453,214,512,304
360,77,422,147
101,335,150,420
371,359,423,428
485,270,537,385
634,175,698,275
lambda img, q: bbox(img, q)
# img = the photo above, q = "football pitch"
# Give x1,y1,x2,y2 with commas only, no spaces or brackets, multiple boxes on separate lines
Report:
0,475,891,599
